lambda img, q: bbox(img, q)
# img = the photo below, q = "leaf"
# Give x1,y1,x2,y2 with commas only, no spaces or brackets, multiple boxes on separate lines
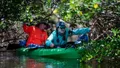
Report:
53,9,58,14
79,11,83,15
94,3,99,9
93,0,101,3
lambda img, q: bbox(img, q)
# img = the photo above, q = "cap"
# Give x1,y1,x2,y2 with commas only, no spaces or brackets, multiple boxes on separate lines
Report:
56,21,66,28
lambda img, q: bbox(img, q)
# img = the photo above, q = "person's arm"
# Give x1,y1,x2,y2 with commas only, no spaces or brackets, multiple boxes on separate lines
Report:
45,31,56,47
23,24,29,33
72,28,91,35
23,24,34,34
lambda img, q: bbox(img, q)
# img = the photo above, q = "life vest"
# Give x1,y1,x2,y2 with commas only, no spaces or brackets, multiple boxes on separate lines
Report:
23,24,48,46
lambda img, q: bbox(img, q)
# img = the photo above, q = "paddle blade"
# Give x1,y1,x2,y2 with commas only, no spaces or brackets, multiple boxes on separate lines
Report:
7,44,22,50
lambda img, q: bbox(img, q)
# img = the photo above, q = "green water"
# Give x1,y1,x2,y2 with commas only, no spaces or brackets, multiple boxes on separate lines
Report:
0,51,119,68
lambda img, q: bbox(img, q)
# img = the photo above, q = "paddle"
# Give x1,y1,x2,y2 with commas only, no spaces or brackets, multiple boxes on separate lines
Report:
65,42,76,49
7,40,45,50
7,43,44,51
7,40,26,50
7,43,22,50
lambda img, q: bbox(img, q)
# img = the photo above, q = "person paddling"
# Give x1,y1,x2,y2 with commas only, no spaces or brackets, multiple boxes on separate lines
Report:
20,21,50,48
45,20,91,48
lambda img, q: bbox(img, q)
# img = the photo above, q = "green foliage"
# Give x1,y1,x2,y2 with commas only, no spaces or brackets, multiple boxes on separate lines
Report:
0,0,55,30
80,28,120,63
55,0,102,23
0,0,24,20
0,0,120,28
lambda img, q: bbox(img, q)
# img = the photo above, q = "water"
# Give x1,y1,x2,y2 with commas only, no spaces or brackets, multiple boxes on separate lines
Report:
0,51,119,68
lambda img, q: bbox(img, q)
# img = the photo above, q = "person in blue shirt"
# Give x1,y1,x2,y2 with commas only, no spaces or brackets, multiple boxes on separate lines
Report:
45,21,91,48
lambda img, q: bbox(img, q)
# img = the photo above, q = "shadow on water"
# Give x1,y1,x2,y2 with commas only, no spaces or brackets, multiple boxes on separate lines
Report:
0,51,120,68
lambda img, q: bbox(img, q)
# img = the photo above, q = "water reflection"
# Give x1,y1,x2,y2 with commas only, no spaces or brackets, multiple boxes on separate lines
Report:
19,56,80,68
0,51,119,68
20,57,45,68
0,51,81,68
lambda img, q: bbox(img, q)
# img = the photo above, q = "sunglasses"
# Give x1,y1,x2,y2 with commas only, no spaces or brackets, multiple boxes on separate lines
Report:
59,27,66,29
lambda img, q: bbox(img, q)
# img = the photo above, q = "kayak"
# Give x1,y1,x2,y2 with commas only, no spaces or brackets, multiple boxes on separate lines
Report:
16,47,85,59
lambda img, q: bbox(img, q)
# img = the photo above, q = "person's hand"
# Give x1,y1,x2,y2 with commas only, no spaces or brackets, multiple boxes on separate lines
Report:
90,22,96,30
89,27,93,34
50,44,54,48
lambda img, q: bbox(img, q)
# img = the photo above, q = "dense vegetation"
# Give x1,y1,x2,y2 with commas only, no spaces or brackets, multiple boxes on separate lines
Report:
0,0,120,63
80,28,120,63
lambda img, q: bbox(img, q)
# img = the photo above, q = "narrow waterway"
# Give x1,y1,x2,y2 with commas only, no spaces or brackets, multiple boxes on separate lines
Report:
0,51,119,68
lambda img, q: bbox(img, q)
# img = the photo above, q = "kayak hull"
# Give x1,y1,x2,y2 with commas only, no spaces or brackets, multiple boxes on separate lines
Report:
16,47,84,59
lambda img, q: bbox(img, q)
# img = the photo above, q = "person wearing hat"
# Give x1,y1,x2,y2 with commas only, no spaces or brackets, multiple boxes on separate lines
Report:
20,21,50,48
45,21,91,48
